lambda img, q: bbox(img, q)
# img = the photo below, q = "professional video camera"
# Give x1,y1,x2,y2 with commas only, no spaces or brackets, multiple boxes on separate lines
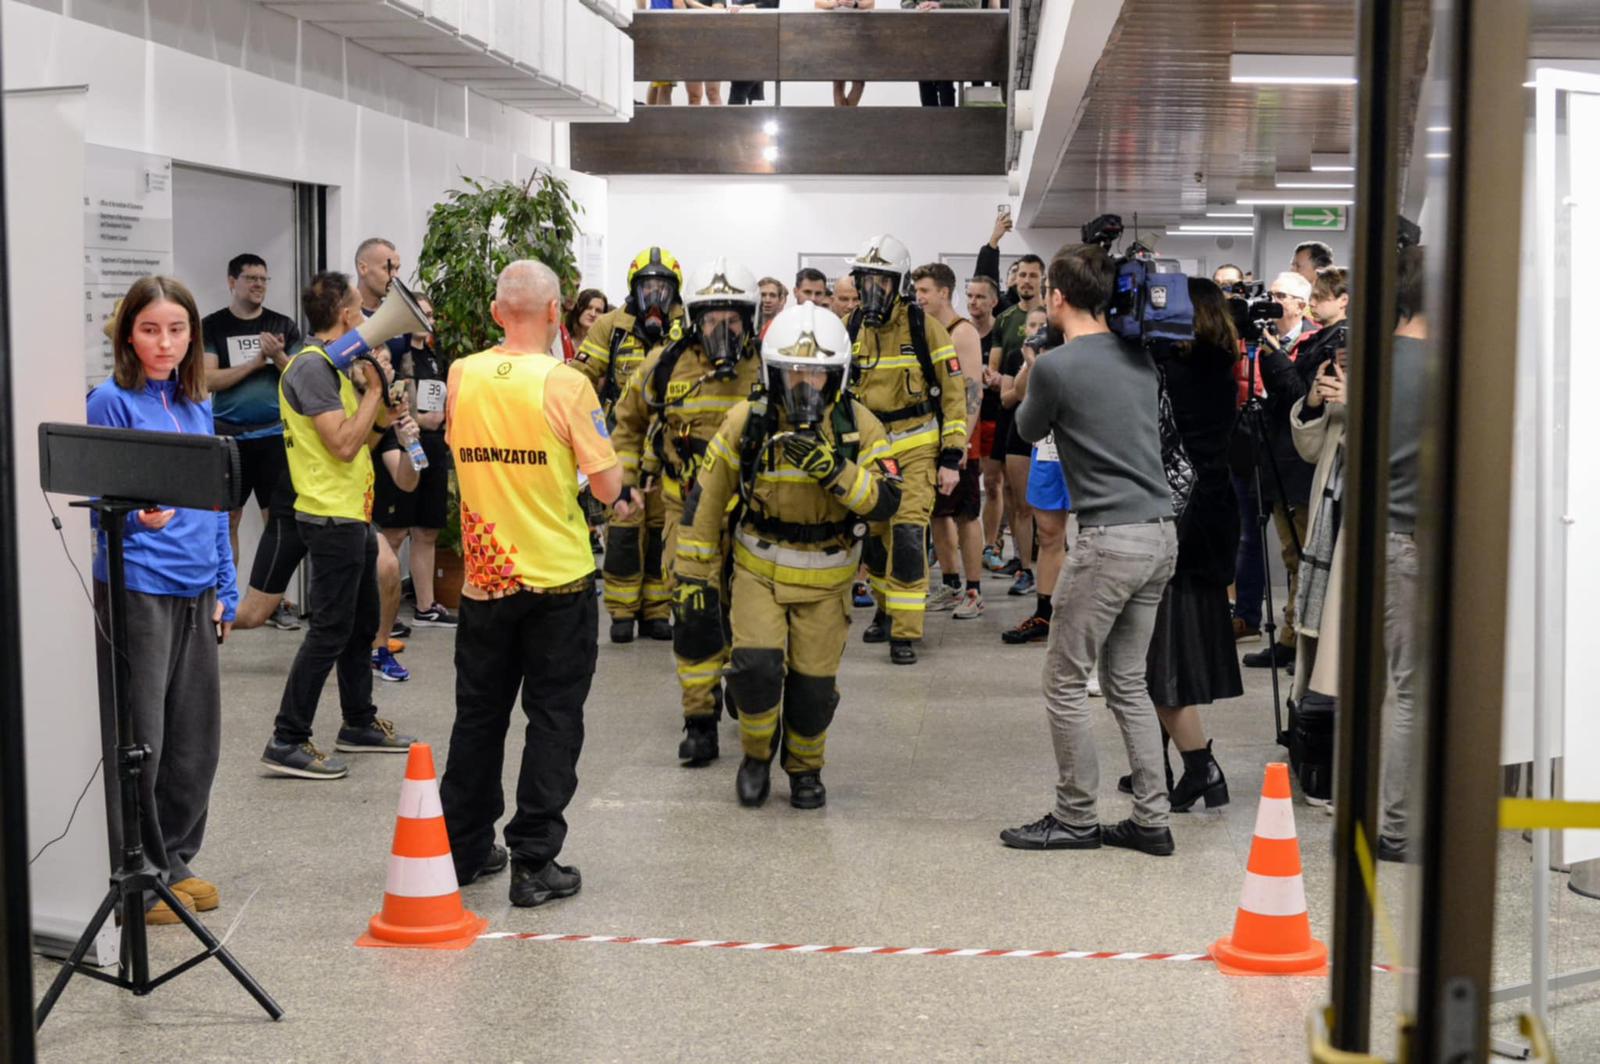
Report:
1080,214,1194,347
1222,282,1284,343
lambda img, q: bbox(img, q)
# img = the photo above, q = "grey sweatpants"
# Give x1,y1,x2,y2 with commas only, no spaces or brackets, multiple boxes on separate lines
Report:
1379,533,1419,841
1042,521,1179,828
94,583,221,889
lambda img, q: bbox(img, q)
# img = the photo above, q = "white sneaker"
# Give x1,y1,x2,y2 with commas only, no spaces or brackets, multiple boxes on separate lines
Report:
926,583,959,612
952,588,984,619
1087,673,1103,697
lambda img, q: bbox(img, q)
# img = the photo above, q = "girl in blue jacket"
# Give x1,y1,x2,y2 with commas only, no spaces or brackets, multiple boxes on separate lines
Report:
87,275,239,926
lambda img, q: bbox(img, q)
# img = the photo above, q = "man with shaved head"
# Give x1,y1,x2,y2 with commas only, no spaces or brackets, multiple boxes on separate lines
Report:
439,258,625,908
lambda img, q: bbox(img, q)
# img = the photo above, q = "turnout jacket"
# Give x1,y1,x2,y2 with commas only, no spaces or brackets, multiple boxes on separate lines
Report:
676,399,900,599
573,305,688,411
850,302,968,459
610,342,763,502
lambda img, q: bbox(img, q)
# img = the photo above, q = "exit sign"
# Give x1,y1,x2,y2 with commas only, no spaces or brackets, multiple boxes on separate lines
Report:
1283,206,1347,231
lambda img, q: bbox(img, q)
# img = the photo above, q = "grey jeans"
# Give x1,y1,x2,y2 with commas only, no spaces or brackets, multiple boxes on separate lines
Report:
1043,521,1179,828
1379,533,1418,840
94,584,222,888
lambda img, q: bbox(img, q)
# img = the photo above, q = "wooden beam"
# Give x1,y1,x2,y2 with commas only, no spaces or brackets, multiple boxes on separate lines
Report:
628,10,1008,82
630,12,778,82
778,12,1007,81
570,106,1005,175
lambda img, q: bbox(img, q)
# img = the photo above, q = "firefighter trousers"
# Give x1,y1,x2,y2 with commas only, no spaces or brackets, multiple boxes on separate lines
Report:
726,568,848,774
602,488,669,623
662,486,733,721
865,445,935,640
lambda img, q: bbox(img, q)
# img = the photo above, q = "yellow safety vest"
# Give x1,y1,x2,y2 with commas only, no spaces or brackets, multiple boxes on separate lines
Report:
449,350,595,592
279,343,373,522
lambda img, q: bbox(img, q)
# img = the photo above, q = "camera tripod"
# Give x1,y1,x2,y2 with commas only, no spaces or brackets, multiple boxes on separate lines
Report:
33,499,282,1029
1233,350,1305,749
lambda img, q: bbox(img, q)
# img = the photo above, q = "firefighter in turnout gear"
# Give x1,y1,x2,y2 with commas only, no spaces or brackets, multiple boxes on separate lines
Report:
846,234,968,665
609,257,764,766
577,247,687,643
674,304,902,809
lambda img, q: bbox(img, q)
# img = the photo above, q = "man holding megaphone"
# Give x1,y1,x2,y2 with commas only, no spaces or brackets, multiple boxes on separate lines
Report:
261,269,428,780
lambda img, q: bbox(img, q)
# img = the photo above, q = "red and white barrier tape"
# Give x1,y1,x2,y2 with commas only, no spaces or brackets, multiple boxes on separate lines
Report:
480,931,1213,963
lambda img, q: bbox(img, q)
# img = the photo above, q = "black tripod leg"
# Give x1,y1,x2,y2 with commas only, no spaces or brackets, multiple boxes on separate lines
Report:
148,880,284,1020
34,884,121,1027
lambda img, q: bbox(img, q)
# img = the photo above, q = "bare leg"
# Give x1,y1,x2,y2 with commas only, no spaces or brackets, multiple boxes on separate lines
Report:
845,81,865,106
410,527,438,609
374,532,403,651
1156,705,1208,753
687,81,705,106
833,81,847,106
228,508,244,563
1034,508,1068,596
1004,454,1034,567
932,516,959,578
957,516,984,583
705,81,723,105
980,457,1005,549
232,587,285,631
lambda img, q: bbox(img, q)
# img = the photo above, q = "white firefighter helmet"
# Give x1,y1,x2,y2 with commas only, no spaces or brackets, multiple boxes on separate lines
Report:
683,257,759,315
846,233,912,278
760,303,853,427
846,234,911,326
685,257,759,372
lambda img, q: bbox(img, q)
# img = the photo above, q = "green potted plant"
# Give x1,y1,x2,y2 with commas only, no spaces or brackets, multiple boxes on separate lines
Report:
415,171,585,607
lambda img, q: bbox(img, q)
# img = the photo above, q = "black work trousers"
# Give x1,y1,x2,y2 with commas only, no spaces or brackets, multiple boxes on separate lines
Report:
272,520,378,745
919,81,956,106
441,586,597,879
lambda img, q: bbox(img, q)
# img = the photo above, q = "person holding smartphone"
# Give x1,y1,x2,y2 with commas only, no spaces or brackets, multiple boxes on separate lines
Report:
87,275,240,925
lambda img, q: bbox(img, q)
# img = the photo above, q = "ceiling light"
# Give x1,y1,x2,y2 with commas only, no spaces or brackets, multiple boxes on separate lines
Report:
1205,210,1254,218
1276,172,1355,189
1425,125,1450,133
762,120,779,136
1237,196,1355,206
1425,152,1449,160
1174,225,1255,235
1163,231,1252,238
762,145,779,162
1230,54,1356,86
1309,153,1353,172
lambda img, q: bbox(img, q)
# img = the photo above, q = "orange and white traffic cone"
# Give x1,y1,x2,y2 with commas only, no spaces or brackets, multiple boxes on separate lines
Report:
357,743,487,951
1210,762,1327,976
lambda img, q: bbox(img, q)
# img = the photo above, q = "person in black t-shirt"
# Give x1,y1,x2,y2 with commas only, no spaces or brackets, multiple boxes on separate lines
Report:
965,275,1006,567
373,293,456,629
201,253,303,574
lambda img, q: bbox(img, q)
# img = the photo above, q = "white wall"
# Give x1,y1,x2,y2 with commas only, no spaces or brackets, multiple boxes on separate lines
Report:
4,0,609,276
8,85,118,963
605,174,1071,299
172,166,299,324
1252,208,1351,280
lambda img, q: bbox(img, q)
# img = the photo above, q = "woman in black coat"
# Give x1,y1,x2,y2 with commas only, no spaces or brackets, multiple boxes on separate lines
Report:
1122,277,1244,811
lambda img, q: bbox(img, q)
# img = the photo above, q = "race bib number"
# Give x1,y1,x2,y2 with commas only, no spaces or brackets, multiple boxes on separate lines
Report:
1035,434,1060,463
225,334,261,365
415,378,446,413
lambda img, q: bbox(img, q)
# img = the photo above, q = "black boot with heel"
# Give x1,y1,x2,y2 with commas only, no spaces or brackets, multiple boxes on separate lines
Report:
1168,740,1229,812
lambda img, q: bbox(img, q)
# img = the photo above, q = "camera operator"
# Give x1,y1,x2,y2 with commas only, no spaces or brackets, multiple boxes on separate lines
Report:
999,243,1178,858
261,271,419,780
88,276,239,924
1240,271,1321,670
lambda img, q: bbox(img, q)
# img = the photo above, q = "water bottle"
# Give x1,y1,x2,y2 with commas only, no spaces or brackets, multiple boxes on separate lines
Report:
397,418,428,472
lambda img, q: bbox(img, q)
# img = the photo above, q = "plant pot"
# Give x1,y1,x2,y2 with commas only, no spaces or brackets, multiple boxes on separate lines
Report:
434,549,465,610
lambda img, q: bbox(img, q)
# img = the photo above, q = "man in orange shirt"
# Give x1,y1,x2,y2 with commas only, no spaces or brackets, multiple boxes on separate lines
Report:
439,259,624,908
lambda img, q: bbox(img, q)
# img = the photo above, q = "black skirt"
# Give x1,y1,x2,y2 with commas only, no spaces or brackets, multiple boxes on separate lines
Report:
1145,572,1244,708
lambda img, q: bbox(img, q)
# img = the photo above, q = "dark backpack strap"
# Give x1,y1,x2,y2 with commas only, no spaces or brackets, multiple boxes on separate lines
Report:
904,303,942,429
831,400,861,465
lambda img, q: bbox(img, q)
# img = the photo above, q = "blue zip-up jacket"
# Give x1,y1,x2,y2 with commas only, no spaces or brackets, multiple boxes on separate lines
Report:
86,378,240,621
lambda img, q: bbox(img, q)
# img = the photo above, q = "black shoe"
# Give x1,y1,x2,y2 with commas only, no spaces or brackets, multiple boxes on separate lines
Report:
999,813,1102,850
641,617,673,641
1102,818,1175,856
789,772,826,809
1243,642,1295,668
862,610,889,644
1001,615,1050,645
890,639,917,665
389,620,412,640
1377,836,1412,864
460,844,508,886
736,755,772,807
609,618,635,644
509,859,582,907
1169,740,1229,812
678,716,719,765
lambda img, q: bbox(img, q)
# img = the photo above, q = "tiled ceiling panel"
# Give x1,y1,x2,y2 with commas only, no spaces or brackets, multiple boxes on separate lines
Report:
1036,0,1600,230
